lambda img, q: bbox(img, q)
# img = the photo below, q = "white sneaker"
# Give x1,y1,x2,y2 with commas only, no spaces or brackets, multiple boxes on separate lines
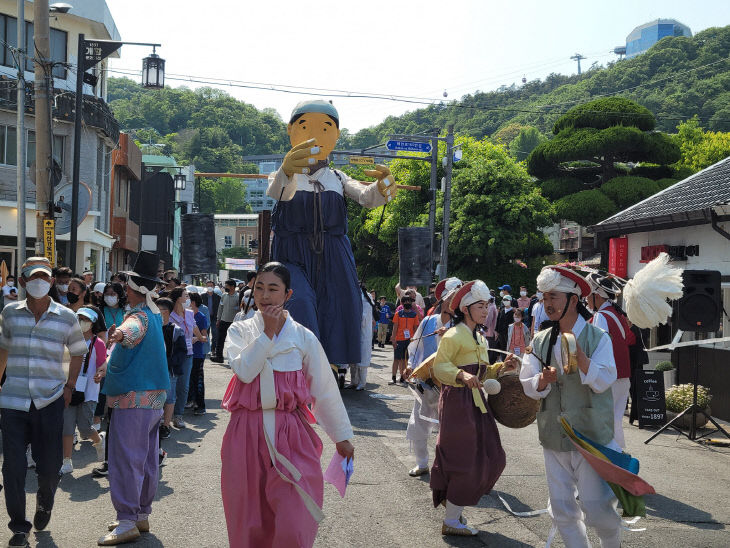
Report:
60,458,73,474
94,432,106,461
172,416,186,429
26,446,35,468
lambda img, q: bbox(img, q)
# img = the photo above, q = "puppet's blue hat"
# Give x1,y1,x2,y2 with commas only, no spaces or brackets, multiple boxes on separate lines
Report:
289,100,339,125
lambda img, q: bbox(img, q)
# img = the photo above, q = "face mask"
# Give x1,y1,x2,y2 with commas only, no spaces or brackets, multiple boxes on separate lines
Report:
79,319,92,332
499,291,505,297
56,283,69,292
67,292,80,304
520,291,527,297
536,292,543,300
25,279,51,298
503,301,511,308
514,316,522,323
6,281,13,287
184,299,191,308
104,295,118,307
207,287,214,293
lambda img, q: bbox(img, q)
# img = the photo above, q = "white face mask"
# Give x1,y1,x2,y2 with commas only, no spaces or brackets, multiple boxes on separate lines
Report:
104,295,118,307
207,287,214,293
499,291,505,297
520,291,527,297
79,319,93,332
56,283,69,292
503,300,512,309
184,299,191,308
25,279,51,298
6,281,13,287
536,292,543,300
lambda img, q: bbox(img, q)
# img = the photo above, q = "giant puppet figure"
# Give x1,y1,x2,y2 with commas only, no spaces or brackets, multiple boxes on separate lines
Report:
266,100,397,364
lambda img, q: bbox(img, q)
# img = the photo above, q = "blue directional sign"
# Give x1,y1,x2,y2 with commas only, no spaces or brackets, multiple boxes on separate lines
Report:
386,139,432,153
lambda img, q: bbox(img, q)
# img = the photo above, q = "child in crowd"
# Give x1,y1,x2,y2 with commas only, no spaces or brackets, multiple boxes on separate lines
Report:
506,308,531,358
60,306,108,475
156,298,188,440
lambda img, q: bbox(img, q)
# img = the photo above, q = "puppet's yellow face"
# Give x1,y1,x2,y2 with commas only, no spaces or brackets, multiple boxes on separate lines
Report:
287,112,340,161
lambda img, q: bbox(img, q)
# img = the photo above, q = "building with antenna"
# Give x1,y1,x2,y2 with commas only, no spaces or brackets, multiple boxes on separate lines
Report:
624,19,691,59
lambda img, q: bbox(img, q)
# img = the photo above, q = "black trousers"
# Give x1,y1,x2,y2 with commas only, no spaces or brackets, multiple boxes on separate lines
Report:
189,358,206,410
1,396,64,534
216,320,232,359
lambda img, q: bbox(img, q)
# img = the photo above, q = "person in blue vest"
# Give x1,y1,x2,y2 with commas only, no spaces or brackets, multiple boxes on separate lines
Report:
519,265,622,548
98,251,170,546
266,99,397,365
404,277,462,477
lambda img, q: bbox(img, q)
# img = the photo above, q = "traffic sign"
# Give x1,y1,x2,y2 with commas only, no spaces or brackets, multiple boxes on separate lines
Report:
349,156,374,165
386,140,432,153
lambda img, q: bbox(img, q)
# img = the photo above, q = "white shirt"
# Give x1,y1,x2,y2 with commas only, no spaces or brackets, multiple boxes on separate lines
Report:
224,311,353,443
519,316,617,401
531,301,548,334
590,301,611,333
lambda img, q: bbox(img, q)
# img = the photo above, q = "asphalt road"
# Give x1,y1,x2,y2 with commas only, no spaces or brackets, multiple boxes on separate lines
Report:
2,347,729,547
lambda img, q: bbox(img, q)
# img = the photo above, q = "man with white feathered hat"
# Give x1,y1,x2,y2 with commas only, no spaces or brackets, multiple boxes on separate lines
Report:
403,277,462,478
519,265,623,548
586,272,636,449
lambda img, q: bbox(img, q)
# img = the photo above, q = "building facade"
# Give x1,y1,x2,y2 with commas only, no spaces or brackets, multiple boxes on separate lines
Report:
214,213,258,254
109,132,141,273
625,19,692,59
591,156,730,419
0,0,120,278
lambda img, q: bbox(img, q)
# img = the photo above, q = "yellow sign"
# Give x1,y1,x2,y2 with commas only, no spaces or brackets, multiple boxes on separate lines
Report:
350,156,375,165
43,219,56,267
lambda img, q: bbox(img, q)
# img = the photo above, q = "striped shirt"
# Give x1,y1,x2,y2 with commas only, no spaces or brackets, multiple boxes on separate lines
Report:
0,299,88,411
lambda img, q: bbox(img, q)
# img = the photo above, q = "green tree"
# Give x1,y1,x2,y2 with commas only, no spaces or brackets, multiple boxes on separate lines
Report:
674,117,730,171
527,97,680,181
554,190,618,226
509,127,547,161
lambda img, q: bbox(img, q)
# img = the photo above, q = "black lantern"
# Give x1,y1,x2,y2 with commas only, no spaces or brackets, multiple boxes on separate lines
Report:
142,48,165,89
174,173,187,191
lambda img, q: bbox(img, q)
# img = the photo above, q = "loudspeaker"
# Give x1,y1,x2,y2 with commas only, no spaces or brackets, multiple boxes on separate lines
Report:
676,270,721,333
181,214,218,274
398,227,432,287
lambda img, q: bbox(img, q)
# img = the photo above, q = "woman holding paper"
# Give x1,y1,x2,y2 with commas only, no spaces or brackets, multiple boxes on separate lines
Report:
220,262,354,548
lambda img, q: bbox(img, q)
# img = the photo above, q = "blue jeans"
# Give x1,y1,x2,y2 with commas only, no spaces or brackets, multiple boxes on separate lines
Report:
174,355,193,416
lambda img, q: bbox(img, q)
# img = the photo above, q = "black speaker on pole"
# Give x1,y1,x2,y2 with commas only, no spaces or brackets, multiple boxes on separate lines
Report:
398,227,432,287
676,270,721,333
181,213,217,275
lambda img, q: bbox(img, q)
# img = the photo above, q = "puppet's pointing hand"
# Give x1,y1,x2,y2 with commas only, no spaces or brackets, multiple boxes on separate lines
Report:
364,164,397,202
282,139,321,177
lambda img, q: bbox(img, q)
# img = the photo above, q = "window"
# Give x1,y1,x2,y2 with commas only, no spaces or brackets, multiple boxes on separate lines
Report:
0,125,17,166
22,21,67,79
223,235,232,248
25,131,65,169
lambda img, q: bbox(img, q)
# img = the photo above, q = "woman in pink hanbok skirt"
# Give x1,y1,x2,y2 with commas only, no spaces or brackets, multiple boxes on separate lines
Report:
220,263,354,548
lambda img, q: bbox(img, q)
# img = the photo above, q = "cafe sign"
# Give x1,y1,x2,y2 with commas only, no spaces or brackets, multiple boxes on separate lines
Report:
640,244,699,263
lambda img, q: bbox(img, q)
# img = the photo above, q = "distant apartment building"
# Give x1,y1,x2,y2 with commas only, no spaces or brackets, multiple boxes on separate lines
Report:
0,0,121,277
214,213,258,256
625,19,691,58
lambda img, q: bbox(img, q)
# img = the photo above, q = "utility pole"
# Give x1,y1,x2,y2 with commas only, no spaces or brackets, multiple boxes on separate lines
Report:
15,0,25,288
439,125,454,278
34,0,52,257
570,53,586,75
427,130,438,270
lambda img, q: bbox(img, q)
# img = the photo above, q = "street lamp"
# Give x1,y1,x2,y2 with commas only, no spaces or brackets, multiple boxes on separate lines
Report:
174,172,187,191
142,47,165,89
69,34,162,271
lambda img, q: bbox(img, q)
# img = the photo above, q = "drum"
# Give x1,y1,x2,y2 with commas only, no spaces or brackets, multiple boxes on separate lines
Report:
561,333,578,374
408,352,441,387
488,370,540,428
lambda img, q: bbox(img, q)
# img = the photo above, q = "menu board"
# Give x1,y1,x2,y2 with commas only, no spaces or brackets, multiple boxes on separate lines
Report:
636,370,667,427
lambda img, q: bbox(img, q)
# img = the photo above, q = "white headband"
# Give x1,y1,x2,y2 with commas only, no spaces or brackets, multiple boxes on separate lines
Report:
127,277,160,315
460,280,491,310
537,268,581,295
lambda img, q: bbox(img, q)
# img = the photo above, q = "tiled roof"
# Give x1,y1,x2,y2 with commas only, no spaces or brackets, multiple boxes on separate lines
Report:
592,155,730,234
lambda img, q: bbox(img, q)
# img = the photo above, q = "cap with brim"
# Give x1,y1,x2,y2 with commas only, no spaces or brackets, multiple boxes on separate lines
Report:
498,284,512,291
77,307,98,323
537,265,591,298
21,257,52,278
289,100,339,125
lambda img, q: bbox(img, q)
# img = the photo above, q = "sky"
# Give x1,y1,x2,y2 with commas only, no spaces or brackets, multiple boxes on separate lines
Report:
104,0,730,133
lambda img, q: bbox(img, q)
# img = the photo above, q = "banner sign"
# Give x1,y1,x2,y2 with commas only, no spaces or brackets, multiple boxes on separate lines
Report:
43,219,56,267
225,258,256,270
608,237,628,278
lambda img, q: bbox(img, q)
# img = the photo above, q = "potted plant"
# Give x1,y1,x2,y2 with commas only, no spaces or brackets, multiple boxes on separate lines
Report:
655,360,675,389
665,384,712,429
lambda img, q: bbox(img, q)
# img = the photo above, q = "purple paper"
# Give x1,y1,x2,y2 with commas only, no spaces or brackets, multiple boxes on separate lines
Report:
324,453,353,497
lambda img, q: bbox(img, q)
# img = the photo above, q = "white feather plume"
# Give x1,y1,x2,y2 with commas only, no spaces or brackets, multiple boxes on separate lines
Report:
623,252,684,329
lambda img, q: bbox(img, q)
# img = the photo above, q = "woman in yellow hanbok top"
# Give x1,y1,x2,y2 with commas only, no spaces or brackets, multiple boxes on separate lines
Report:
430,280,517,536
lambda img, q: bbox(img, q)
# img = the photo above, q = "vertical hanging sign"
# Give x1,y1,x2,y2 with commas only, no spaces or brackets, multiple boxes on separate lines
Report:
608,236,628,278
43,219,56,267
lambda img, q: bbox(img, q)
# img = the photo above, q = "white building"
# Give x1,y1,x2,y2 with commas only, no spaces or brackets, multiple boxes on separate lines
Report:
0,0,121,278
